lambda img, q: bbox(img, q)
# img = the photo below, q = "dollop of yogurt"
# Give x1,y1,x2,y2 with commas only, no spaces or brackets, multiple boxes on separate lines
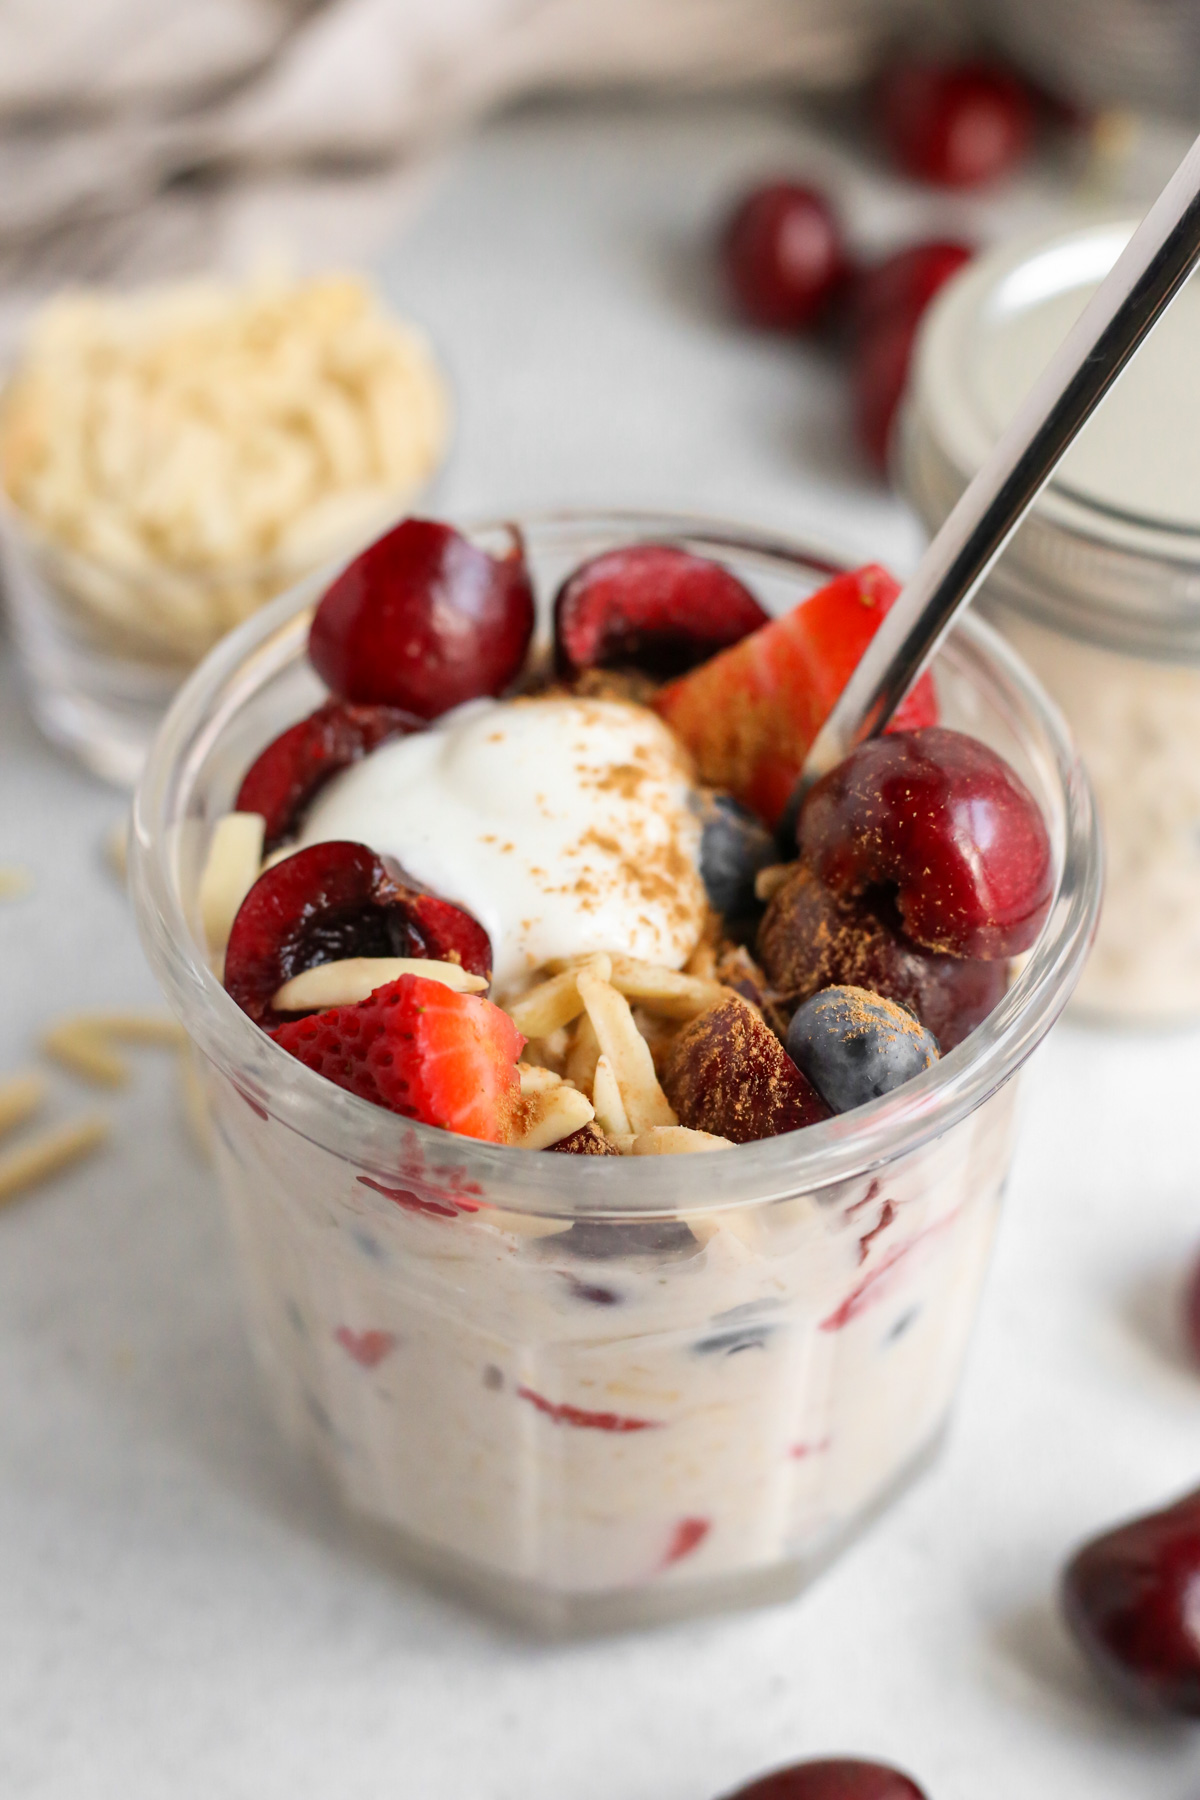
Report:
297,695,708,993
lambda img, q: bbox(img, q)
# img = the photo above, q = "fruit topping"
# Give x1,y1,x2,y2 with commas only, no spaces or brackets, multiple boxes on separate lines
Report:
308,517,535,717
549,1123,619,1156
694,791,778,920
878,57,1035,188
798,727,1053,960
719,182,850,330
224,840,492,1028
653,566,937,830
235,699,422,852
1062,1486,1200,1715
719,1758,928,1800
553,544,769,679
758,863,1006,1051
851,241,973,472
785,985,938,1114
663,992,831,1143
273,973,524,1141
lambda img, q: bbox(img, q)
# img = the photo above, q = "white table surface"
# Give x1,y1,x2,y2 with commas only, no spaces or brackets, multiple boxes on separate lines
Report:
4,96,1200,1800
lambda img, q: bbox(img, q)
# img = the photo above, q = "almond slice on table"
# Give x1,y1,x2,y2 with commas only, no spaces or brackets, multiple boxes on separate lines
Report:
272,956,488,1013
41,1013,185,1087
198,812,267,954
0,1072,45,1139
504,954,612,1039
0,1116,110,1207
576,970,676,1134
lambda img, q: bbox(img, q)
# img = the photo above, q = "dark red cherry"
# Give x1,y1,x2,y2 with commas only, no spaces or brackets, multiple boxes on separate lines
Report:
308,518,535,717
554,544,769,680
798,728,1053,961
223,840,492,1029
718,1756,927,1800
758,863,1006,1052
235,700,422,852
877,58,1035,188
720,182,850,331
1062,1486,1200,1715
851,242,972,471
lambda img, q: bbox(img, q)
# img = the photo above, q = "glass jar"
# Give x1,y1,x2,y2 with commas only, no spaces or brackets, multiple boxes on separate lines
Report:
901,218,1200,1025
129,511,1100,1632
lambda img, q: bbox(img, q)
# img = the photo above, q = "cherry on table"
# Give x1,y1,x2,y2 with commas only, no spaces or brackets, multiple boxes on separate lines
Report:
720,181,850,331
718,1757,928,1799
877,57,1035,188
1062,1485,1200,1715
797,727,1053,961
850,241,972,471
308,517,534,718
554,544,768,680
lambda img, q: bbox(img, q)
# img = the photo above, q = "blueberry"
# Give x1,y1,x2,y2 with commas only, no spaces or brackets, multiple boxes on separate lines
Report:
785,985,938,1115
694,791,777,920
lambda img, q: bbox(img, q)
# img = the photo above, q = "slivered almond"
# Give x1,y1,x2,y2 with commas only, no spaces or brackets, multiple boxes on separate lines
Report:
0,1072,45,1140
606,955,725,1020
504,954,611,1039
509,1083,595,1151
576,971,675,1134
273,957,487,1012
41,1013,184,1086
0,1116,109,1207
591,1054,630,1137
754,863,793,903
565,1009,601,1095
198,812,266,953
518,1064,563,1096
630,1127,734,1155
477,1205,572,1239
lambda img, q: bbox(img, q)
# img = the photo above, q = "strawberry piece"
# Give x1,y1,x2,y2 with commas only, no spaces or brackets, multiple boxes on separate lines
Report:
272,974,524,1141
652,565,938,829
236,700,422,852
224,840,492,1028
554,544,769,679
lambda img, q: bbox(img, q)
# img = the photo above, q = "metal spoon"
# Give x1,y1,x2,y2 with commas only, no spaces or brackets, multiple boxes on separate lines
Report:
797,128,1200,795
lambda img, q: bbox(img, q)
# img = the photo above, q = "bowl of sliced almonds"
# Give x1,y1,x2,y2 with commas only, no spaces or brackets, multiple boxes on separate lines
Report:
0,270,450,785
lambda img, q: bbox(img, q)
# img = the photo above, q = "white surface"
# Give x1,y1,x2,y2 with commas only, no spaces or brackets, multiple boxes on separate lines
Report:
5,96,1200,1800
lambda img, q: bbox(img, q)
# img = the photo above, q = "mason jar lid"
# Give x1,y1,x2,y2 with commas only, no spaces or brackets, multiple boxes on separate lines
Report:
899,218,1200,662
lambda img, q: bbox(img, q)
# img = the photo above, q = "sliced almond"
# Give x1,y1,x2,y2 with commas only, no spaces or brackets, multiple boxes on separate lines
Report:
606,955,725,1020
518,1064,563,1096
509,1083,595,1151
0,1116,109,1207
0,1072,45,1140
504,954,611,1039
476,1205,572,1239
630,1126,734,1155
41,1013,184,1087
565,1009,601,1096
591,1053,630,1137
198,812,266,953
272,956,487,1013
576,971,676,1134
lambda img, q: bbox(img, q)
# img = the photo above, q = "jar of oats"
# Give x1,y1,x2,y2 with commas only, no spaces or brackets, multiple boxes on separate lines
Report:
901,218,1200,1026
0,272,450,785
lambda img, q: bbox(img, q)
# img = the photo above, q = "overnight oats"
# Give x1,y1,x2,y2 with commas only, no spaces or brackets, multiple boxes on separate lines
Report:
131,512,1100,1630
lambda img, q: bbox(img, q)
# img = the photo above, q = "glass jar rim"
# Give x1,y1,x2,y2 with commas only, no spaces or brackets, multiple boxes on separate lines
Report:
130,508,1102,1220
900,218,1200,660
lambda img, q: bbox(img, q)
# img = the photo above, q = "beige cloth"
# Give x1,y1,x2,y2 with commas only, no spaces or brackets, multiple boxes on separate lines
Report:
0,0,917,289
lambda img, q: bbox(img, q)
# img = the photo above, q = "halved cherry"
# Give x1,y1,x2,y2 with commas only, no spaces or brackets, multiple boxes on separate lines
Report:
236,700,422,852
223,840,492,1029
308,518,535,717
554,544,769,679
720,1757,927,1799
798,727,1053,960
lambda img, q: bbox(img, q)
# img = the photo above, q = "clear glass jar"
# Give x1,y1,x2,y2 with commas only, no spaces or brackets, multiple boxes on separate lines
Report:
901,218,1200,1026
129,511,1100,1632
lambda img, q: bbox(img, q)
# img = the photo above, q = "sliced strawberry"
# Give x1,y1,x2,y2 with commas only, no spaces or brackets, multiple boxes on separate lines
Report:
236,700,422,852
652,565,938,829
272,974,524,1141
224,840,492,1028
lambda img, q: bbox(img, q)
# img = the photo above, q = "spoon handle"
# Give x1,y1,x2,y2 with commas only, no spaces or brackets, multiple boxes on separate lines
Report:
800,128,1200,788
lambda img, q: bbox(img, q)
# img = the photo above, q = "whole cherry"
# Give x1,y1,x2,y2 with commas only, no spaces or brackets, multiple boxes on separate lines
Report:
851,241,972,471
877,57,1035,188
1062,1486,1200,1715
720,182,850,331
308,518,534,718
554,544,768,679
718,1757,928,1800
798,727,1053,961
